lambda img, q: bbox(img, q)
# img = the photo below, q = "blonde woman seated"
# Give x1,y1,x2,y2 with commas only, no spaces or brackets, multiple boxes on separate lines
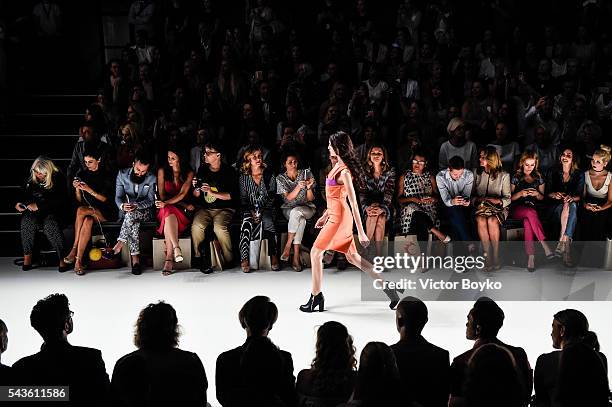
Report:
397,149,449,243
239,146,280,272
510,151,554,272
360,145,396,253
473,147,511,271
276,151,316,272
15,156,69,272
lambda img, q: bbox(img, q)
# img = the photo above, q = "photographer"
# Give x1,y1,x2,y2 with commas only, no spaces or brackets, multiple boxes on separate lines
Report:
191,141,238,274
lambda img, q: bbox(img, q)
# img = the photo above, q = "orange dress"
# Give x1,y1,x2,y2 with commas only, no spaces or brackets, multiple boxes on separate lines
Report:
312,163,358,255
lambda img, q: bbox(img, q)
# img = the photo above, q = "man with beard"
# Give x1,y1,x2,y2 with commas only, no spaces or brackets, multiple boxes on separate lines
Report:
112,150,157,274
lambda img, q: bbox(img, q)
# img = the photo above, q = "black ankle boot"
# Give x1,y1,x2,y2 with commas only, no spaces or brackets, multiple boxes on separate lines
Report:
383,288,401,310
300,292,325,312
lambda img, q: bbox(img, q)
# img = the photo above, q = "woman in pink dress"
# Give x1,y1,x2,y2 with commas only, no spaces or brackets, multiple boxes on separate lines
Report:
155,146,194,275
300,132,401,312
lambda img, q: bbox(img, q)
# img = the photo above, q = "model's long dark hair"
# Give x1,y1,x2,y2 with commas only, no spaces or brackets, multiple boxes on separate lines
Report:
329,131,365,190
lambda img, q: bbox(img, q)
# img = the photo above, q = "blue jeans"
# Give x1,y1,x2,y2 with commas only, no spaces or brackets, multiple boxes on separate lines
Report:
552,202,577,239
445,205,473,241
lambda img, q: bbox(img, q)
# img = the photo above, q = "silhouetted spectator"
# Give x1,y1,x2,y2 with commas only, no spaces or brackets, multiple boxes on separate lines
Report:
534,309,609,407
216,296,296,407
297,321,356,407
111,301,208,407
341,342,403,407
449,297,532,406
12,294,110,406
391,296,450,407
0,318,11,385
463,343,525,407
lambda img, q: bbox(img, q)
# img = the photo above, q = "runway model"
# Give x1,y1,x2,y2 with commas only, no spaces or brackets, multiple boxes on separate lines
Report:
300,132,401,312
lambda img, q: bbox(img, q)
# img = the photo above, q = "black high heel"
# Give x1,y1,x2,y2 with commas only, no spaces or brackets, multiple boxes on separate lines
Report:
300,292,325,312
383,288,402,310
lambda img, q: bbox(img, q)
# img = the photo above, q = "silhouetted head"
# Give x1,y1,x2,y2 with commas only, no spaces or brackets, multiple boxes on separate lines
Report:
466,297,504,340
134,301,180,350
312,321,357,371
30,294,73,342
239,296,278,337
552,309,599,350
396,296,428,337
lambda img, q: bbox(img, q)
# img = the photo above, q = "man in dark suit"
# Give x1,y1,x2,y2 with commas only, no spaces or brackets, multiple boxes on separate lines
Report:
216,296,297,407
0,318,11,385
390,296,450,407
449,297,532,406
11,294,110,407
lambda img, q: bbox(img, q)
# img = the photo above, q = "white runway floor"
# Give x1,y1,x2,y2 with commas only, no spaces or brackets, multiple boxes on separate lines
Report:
1,258,611,406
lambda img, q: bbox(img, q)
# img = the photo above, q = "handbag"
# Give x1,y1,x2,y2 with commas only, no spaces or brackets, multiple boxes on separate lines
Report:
475,173,508,223
87,235,122,270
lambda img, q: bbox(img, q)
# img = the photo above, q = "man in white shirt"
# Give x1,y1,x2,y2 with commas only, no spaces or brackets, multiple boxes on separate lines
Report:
438,118,478,171
436,156,474,243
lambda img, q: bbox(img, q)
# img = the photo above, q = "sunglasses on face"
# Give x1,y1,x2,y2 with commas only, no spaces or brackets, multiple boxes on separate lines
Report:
412,160,426,165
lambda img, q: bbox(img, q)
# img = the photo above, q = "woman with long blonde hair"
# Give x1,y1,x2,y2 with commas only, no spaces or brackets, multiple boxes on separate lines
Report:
473,147,511,271
15,156,69,272
510,151,554,272
579,145,612,241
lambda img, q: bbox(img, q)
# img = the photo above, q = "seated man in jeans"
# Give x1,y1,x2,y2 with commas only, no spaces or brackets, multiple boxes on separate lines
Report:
436,156,474,250
113,150,157,275
191,141,238,273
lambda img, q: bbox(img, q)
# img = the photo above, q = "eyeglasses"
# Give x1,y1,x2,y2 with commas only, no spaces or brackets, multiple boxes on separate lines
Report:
69,311,74,318
84,159,97,165
204,150,219,155
412,160,426,165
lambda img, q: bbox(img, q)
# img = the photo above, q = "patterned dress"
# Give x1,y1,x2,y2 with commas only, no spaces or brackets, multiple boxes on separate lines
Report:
400,171,439,235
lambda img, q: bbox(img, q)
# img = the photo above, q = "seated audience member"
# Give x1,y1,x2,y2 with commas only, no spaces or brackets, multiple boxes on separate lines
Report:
534,309,609,407
297,321,356,407
116,123,140,169
341,342,402,407
449,298,532,406
487,121,521,174
462,343,526,407
67,123,115,184
360,145,395,255
191,141,238,274
111,302,208,407
398,150,449,242
579,145,612,241
510,151,554,272
546,147,584,267
112,151,157,275
216,296,296,407
276,151,316,272
16,156,69,272
391,297,450,407
234,129,272,169
436,156,475,244
12,294,110,405
526,126,559,175
239,147,280,272
189,127,210,172
439,118,478,172
65,146,116,276
473,147,511,271
155,145,194,275
0,319,10,385
354,122,380,162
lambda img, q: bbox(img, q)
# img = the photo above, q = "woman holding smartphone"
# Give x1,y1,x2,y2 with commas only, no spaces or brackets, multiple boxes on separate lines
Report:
510,151,554,272
580,145,612,241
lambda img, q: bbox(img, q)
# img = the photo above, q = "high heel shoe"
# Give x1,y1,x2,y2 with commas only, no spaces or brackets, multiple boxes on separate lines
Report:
63,246,77,264
162,259,174,276
74,257,85,276
383,288,402,310
173,246,184,263
300,292,325,312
